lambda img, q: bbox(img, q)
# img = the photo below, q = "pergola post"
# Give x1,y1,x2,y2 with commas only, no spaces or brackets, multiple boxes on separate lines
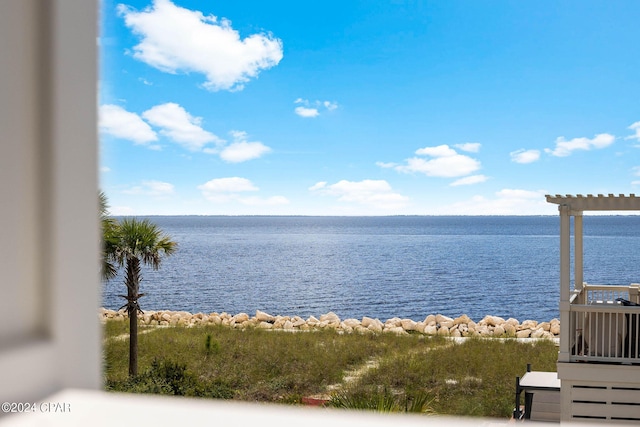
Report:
558,204,571,362
574,211,584,303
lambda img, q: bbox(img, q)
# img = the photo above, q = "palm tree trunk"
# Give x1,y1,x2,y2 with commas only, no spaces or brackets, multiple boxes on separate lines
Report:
126,256,141,377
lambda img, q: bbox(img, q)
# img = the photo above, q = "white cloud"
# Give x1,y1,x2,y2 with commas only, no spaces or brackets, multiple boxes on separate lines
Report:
455,142,481,153
294,98,338,118
198,177,287,205
375,161,397,169
122,180,175,196
436,189,552,215
294,106,320,118
198,177,258,194
99,104,157,144
450,175,488,186
309,179,409,210
323,101,338,111
626,121,640,142
118,0,283,92
219,130,271,163
510,149,541,164
396,145,481,178
545,133,615,157
632,166,640,176
308,182,327,191
415,145,458,157
142,103,222,151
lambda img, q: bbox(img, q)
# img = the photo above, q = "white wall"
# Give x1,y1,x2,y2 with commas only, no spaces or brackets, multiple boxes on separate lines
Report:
0,0,100,403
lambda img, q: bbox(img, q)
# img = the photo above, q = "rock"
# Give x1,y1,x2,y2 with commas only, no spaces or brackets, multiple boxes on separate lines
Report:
400,319,417,331
423,325,437,335
256,310,275,323
257,321,273,329
504,323,516,336
531,328,545,339
361,316,376,328
367,323,383,333
493,325,505,336
435,314,453,324
505,318,520,327
539,322,551,332
481,315,505,327
440,320,455,329
274,317,288,328
550,322,560,335
520,320,538,330
233,313,250,323
342,318,361,328
283,320,294,330
414,322,427,333
307,316,320,325
476,325,490,336
363,317,384,330
385,317,402,328
424,314,436,325
454,314,472,325
466,321,477,333
516,329,531,338
292,317,307,327
320,312,340,324
450,328,462,338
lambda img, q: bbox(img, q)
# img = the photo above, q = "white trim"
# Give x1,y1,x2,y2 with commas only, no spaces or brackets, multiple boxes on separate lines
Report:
0,0,100,402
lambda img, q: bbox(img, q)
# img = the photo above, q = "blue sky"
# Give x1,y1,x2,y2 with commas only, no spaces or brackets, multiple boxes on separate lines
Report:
99,0,640,215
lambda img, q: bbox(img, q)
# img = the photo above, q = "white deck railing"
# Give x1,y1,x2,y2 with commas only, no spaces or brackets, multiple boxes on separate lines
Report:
568,284,640,364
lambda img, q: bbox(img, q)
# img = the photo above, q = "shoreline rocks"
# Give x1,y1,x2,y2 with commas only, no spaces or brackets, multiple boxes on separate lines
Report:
100,308,560,339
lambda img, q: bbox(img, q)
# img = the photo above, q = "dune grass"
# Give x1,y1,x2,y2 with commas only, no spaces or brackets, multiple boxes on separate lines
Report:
103,320,557,418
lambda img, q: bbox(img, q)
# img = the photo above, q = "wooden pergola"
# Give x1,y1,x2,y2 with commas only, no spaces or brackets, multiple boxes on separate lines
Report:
545,194,640,362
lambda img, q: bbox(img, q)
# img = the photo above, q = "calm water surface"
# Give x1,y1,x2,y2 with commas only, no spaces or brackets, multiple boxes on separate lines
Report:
102,216,640,322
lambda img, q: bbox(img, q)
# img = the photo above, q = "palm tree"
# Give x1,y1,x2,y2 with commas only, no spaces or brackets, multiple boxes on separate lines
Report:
99,191,119,281
113,218,177,377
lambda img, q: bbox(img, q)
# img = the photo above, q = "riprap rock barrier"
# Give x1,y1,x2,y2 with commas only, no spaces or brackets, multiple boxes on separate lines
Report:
100,308,560,339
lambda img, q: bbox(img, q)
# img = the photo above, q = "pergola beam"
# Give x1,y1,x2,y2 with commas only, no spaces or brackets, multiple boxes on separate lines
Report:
546,194,640,211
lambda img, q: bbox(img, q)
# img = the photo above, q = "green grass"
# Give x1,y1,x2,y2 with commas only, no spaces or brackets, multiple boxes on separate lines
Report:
339,337,558,418
103,321,557,418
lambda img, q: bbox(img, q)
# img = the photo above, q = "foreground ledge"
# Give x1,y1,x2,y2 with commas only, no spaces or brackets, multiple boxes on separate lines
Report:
0,388,533,427
100,308,560,339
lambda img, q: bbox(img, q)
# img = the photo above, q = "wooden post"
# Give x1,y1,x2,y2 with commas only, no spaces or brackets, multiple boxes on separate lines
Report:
574,212,583,294
559,204,571,363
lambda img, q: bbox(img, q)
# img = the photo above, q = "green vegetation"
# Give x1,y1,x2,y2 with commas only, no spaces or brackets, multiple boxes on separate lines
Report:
103,320,557,418
100,192,177,377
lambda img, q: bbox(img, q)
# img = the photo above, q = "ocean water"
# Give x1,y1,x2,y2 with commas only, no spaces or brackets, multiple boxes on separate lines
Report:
102,216,640,323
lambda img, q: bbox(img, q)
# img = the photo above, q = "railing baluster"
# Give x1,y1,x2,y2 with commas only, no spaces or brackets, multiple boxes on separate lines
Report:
568,284,639,364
